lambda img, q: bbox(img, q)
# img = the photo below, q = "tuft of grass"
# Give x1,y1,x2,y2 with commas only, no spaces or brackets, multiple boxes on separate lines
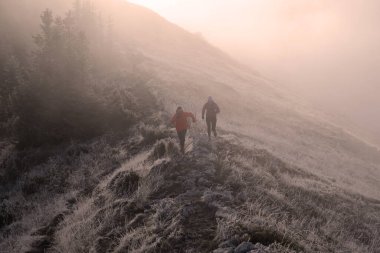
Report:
139,125,169,146
133,168,163,207
151,138,180,160
108,171,140,198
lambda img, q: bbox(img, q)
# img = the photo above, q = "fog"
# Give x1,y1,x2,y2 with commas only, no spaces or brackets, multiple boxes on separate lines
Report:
129,0,380,146
1,0,379,144
1,2,380,251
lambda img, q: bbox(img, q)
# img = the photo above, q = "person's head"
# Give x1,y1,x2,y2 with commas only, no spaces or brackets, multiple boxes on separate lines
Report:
208,96,213,103
176,106,183,114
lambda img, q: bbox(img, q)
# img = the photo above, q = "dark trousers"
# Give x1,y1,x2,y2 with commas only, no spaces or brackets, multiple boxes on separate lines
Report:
177,129,187,153
206,117,217,137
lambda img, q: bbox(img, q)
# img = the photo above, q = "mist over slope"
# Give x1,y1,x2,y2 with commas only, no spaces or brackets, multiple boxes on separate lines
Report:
93,0,380,199
0,1,380,253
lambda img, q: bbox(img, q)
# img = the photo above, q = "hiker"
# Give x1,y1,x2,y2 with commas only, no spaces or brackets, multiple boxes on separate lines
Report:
171,106,196,154
202,96,220,140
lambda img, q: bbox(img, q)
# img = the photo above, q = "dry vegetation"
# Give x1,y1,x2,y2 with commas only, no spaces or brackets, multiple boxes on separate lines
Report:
48,127,378,253
3,123,378,252
1,1,380,253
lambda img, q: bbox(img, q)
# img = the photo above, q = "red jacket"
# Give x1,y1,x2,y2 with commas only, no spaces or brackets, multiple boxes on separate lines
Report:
171,112,196,132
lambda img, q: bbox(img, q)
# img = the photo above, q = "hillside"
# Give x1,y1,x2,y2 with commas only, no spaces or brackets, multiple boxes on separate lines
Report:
2,124,379,252
98,0,380,198
1,1,380,253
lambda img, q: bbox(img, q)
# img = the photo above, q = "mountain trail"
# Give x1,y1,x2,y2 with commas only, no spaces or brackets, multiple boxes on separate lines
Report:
25,126,303,252
119,127,266,253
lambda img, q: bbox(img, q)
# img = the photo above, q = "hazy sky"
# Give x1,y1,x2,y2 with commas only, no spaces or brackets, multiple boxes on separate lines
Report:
128,0,380,140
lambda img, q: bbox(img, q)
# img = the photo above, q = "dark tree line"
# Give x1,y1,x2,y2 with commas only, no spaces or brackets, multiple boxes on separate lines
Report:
0,1,157,148
16,8,106,147
0,36,29,138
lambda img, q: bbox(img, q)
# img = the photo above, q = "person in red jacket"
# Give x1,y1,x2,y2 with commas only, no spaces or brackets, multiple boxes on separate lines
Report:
171,106,196,154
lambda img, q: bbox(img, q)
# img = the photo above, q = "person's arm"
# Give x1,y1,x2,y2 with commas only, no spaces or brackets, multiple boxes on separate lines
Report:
215,103,220,114
171,114,176,126
202,104,206,119
185,112,196,123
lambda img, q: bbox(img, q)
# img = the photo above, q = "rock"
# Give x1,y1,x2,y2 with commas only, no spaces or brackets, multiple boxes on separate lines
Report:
248,249,266,253
218,240,235,248
213,247,234,253
234,242,255,253
248,243,267,253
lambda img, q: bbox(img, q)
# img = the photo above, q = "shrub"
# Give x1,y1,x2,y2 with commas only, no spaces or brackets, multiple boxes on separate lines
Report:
108,171,140,197
140,125,168,145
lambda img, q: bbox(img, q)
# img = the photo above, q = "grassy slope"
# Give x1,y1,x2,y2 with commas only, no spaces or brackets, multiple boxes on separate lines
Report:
98,1,380,199
1,1,380,252
46,126,380,252
3,123,379,252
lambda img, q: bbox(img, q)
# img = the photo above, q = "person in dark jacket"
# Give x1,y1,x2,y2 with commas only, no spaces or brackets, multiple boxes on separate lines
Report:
202,96,220,140
171,106,196,154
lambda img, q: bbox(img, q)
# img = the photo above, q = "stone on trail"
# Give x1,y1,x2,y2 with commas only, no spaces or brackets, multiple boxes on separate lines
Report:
234,241,255,253
213,247,235,253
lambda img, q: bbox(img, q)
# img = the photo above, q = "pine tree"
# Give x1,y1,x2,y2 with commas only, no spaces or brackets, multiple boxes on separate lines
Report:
16,9,105,148
0,39,28,137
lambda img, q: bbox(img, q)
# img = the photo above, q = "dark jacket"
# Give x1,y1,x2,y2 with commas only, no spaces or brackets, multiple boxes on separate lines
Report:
202,101,220,119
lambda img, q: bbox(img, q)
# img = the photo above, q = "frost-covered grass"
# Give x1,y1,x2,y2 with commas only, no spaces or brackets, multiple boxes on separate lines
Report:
46,132,380,252
213,139,380,253
5,0,380,252
52,145,166,253
2,123,379,253
0,132,137,253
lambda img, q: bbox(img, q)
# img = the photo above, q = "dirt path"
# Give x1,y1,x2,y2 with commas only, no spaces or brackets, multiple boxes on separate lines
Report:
136,127,243,252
